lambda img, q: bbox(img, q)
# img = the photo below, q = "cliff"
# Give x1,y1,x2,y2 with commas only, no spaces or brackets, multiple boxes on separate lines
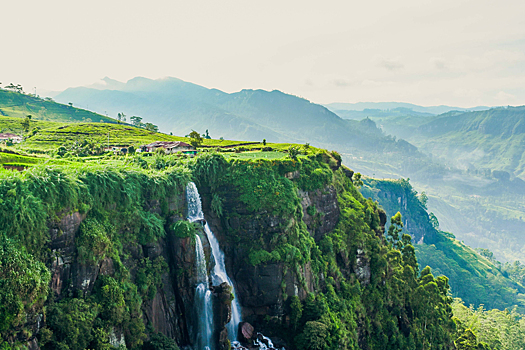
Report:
0,151,456,350
363,177,525,312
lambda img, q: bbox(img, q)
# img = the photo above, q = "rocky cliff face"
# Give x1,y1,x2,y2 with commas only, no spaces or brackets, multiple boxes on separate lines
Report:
5,154,407,350
361,178,437,243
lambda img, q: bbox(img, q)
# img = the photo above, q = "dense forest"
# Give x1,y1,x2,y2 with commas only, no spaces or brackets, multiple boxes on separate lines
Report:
0,147,479,350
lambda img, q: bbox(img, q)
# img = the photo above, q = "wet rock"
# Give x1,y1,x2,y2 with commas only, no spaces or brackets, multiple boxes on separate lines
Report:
342,166,354,180
213,282,233,328
239,322,254,342
356,248,371,286
26,338,39,350
298,185,339,241
48,211,85,297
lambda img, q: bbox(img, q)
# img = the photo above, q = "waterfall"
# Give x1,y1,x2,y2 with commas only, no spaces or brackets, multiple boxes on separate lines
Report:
255,333,274,350
186,182,242,346
194,236,214,350
203,224,242,341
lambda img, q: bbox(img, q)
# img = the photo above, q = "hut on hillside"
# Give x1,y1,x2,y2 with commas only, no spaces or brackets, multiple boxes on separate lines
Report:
143,141,196,155
0,133,23,143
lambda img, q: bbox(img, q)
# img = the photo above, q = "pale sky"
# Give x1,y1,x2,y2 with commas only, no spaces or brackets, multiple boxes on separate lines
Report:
2,0,525,107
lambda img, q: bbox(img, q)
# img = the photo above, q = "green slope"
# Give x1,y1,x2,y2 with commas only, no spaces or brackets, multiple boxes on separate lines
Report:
0,89,116,123
362,177,525,311
416,235,525,312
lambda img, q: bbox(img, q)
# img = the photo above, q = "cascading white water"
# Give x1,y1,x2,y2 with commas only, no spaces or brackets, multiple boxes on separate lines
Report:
188,183,213,350
204,223,242,341
194,235,214,350
187,182,205,223
255,333,274,350
186,182,242,345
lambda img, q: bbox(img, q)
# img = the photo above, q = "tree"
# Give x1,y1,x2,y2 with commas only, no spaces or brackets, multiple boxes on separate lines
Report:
288,146,300,160
0,234,50,336
21,115,31,133
303,143,310,154
263,139,266,146
145,123,158,132
429,212,439,230
188,130,203,148
295,321,329,350
387,212,404,249
352,172,364,188
4,83,23,93
130,116,143,127
419,191,428,209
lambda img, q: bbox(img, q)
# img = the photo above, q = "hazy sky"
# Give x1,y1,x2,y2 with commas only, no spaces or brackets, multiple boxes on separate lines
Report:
2,0,525,107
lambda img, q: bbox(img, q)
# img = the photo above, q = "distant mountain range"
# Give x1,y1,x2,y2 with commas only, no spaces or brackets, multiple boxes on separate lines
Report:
374,106,525,178
14,76,525,265
324,101,492,117
54,77,420,157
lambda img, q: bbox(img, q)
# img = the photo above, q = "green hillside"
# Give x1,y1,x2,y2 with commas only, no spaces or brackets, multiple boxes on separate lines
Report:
0,89,116,123
362,177,525,311
416,235,525,312
0,117,325,169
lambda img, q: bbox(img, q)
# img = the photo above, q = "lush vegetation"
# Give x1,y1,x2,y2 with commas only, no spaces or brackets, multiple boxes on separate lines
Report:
0,147,463,349
0,160,191,348
0,113,521,350
452,298,525,349
191,153,458,349
0,89,115,123
362,177,525,313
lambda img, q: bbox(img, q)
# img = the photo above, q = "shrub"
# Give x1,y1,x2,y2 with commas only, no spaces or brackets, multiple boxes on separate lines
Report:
0,234,50,335
211,193,224,217
143,332,179,350
45,298,99,350
173,221,197,239
295,321,329,350
288,146,300,160
77,218,112,264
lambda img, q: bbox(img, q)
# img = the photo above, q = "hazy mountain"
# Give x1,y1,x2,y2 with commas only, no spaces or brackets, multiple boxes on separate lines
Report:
369,105,525,263
332,107,435,120
54,77,525,264
397,106,525,177
324,101,491,115
55,77,421,157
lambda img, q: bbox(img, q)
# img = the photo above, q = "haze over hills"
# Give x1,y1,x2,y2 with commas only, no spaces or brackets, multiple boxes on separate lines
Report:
52,77,525,263
368,106,525,263
55,77,420,158
324,101,492,116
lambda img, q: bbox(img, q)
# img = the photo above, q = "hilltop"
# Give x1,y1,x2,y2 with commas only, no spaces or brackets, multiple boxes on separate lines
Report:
0,89,115,123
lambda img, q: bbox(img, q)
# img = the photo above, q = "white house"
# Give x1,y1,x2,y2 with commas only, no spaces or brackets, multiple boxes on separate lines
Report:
0,133,23,143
